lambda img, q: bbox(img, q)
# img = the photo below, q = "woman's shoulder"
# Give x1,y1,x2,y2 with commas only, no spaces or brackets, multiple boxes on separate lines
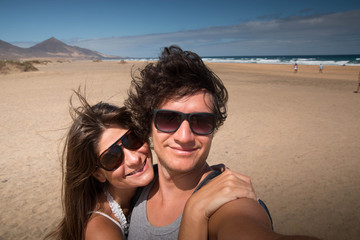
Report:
85,211,124,240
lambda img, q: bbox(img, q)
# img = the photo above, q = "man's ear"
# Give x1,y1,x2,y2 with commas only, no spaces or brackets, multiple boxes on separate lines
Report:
92,168,107,183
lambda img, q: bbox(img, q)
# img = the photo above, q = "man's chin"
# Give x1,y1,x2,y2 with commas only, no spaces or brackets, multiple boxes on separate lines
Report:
158,160,207,175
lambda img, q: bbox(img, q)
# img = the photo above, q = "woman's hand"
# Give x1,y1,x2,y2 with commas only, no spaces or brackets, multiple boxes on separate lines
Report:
178,168,257,240
191,168,257,219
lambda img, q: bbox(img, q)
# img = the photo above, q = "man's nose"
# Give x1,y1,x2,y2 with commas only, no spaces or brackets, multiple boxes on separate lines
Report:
173,119,195,142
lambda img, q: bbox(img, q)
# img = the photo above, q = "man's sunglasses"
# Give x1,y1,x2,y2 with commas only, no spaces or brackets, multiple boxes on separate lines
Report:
97,129,144,171
153,109,217,135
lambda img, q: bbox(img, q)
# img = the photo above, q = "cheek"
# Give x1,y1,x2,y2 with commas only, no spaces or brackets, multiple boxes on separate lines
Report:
152,133,168,153
150,128,164,146
141,142,151,152
106,167,126,183
200,135,213,153
136,142,153,159
151,136,161,154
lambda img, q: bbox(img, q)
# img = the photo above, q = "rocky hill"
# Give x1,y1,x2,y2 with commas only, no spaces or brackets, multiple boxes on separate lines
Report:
0,37,117,60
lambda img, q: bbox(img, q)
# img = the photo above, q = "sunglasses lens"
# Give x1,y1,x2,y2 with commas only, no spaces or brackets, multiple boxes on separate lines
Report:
155,111,182,132
100,145,123,171
190,113,216,135
122,131,144,150
98,130,144,171
155,110,216,135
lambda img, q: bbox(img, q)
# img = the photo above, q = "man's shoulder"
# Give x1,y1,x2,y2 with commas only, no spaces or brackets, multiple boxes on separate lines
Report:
194,170,222,193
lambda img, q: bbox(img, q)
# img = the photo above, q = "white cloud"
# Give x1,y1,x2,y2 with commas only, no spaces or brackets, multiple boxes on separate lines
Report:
68,9,360,57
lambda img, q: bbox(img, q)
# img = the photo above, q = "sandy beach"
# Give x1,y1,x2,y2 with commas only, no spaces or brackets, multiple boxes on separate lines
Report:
0,60,359,240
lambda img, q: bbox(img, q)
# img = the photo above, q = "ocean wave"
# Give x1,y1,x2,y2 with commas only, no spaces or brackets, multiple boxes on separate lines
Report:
201,56,360,66
109,55,360,66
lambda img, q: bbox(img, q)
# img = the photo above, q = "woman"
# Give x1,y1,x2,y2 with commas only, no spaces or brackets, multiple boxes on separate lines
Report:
45,91,257,240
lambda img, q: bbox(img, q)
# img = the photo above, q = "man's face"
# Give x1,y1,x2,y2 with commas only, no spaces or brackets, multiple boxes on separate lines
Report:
150,91,214,174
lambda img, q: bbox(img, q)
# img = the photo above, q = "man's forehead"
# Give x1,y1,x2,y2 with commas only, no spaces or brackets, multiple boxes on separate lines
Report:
157,90,214,110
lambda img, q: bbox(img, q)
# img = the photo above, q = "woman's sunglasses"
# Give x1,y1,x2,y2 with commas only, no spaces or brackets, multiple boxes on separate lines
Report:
97,129,144,171
153,109,217,135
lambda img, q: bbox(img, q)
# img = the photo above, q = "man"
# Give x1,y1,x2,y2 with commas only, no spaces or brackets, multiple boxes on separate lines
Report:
125,46,319,239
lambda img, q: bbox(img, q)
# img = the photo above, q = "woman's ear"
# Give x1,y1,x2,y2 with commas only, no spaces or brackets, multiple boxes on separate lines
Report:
92,169,107,183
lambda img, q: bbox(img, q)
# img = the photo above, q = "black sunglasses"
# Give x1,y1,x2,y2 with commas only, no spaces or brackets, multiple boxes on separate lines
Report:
97,129,144,171
153,109,217,135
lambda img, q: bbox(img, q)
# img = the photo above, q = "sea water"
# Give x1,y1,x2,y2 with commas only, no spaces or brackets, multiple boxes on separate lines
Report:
119,54,360,66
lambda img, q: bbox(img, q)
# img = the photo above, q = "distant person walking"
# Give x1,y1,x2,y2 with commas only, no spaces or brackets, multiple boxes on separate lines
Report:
354,72,360,93
319,64,323,73
294,63,298,73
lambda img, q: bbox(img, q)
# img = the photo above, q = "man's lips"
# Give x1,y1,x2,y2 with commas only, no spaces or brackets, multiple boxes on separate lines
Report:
126,159,147,176
171,146,197,152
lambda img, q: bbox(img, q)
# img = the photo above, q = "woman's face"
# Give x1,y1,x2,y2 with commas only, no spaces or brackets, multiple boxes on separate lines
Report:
94,126,154,190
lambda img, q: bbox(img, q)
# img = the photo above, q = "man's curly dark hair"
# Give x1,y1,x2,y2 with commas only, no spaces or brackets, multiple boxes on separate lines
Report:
125,45,228,139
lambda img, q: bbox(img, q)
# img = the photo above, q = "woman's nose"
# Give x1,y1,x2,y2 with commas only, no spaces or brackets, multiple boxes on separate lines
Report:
122,148,143,166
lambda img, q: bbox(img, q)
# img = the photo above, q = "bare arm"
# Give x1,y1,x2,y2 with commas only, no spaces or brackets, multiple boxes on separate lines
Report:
178,169,257,240
85,214,124,240
208,198,320,240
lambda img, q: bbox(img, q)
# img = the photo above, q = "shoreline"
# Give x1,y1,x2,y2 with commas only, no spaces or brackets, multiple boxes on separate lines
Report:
110,59,360,66
13,56,360,66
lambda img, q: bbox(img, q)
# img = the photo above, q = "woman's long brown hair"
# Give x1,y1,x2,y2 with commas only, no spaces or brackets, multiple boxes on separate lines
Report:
45,91,133,240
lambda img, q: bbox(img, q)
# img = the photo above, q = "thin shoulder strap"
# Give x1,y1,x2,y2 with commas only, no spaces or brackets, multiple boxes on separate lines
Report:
193,170,222,193
90,211,122,230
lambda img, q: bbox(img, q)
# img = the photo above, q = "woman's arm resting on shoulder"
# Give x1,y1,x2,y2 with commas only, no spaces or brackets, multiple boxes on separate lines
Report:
85,214,124,240
178,169,257,240
208,198,320,240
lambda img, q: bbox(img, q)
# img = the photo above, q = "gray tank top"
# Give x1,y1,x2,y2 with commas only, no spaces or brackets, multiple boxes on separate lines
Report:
128,168,221,240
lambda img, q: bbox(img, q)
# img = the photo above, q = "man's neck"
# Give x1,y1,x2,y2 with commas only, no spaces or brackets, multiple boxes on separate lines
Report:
156,162,212,197
145,162,212,227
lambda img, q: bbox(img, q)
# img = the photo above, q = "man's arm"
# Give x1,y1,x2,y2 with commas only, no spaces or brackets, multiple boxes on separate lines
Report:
178,169,257,240
209,198,320,240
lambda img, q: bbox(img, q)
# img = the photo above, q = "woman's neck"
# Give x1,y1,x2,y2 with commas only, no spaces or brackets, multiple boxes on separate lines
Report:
107,186,137,215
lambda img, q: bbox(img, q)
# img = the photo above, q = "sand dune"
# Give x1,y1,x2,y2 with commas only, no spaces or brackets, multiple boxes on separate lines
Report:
0,61,359,240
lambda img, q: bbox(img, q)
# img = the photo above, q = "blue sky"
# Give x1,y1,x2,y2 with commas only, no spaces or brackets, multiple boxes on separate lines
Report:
1,0,360,57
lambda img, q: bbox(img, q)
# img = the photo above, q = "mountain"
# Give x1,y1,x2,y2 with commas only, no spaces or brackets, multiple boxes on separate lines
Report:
0,37,118,60
0,40,28,59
